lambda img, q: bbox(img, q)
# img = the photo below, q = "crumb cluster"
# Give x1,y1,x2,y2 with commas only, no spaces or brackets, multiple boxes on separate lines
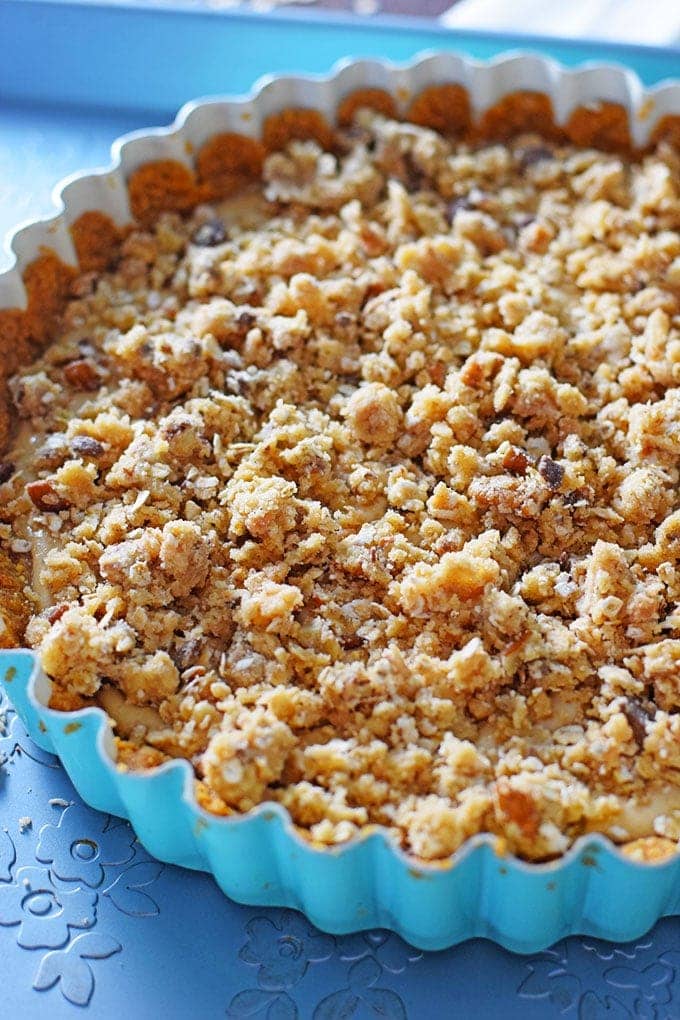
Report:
1,109,679,861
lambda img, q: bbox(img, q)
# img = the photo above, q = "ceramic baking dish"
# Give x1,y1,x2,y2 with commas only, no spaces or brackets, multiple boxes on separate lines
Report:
0,50,679,952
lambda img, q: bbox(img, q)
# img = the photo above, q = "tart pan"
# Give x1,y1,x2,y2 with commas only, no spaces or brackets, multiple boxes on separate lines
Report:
1,51,679,952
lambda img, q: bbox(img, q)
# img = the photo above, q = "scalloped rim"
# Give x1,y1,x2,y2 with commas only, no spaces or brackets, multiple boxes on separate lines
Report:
8,651,680,876
1,49,679,949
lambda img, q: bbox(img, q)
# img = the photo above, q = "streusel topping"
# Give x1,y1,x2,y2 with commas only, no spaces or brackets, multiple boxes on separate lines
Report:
1,110,679,861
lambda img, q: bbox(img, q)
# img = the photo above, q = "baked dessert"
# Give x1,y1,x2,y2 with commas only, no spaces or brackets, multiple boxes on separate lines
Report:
1,101,679,863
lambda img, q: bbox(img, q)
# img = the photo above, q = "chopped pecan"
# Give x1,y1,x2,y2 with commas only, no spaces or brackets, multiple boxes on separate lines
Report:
538,456,565,489
447,195,473,223
161,418,191,439
236,310,256,330
562,487,590,506
78,338,97,356
622,698,654,748
35,435,70,469
518,146,554,172
496,778,540,838
446,189,492,223
403,152,425,193
71,436,105,458
63,358,100,391
502,446,530,475
26,480,70,512
334,311,356,332
0,462,15,485
46,603,70,625
173,637,205,671
340,634,364,650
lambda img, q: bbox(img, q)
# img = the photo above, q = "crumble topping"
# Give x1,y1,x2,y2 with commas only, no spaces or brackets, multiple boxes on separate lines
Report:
1,109,679,861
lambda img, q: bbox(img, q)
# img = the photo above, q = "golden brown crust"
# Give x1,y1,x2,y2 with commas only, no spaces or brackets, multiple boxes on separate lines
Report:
337,88,398,127
262,108,336,152
0,308,29,366
196,132,266,200
650,113,680,150
566,101,632,152
407,83,472,137
127,159,199,227
0,385,11,451
48,686,89,712
23,250,76,348
0,311,30,448
70,211,123,273
477,90,563,142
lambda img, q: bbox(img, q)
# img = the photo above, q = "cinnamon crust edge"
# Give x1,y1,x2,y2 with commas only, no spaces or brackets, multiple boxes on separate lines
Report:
2,91,676,417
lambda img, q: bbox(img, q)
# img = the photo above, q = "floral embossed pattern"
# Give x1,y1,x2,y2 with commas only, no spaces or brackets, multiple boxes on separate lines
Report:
0,693,678,1015
0,688,163,1008
519,939,680,1019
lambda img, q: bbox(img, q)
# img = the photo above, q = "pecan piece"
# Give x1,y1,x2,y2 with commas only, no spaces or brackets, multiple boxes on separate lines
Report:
447,195,473,223
622,698,654,748
495,778,540,838
518,146,554,172
26,480,70,512
334,311,355,330
71,436,105,458
63,358,100,391
236,310,256,330
446,189,492,223
0,462,15,484
340,634,364,651
538,455,564,489
562,487,589,506
502,446,530,475
173,637,205,671
46,603,70,625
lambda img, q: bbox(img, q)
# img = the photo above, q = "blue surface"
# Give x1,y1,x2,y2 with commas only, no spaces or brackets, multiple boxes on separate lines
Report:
1,2,679,1013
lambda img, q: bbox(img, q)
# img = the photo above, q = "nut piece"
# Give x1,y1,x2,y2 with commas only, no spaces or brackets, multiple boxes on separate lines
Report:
71,436,105,458
63,358,100,391
191,220,227,247
495,778,540,839
622,698,653,748
538,456,565,489
502,446,530,474
518,145,554,172
26,480,70,512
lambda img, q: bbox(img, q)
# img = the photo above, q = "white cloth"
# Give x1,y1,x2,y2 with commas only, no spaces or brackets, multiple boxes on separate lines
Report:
440,0,680,47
